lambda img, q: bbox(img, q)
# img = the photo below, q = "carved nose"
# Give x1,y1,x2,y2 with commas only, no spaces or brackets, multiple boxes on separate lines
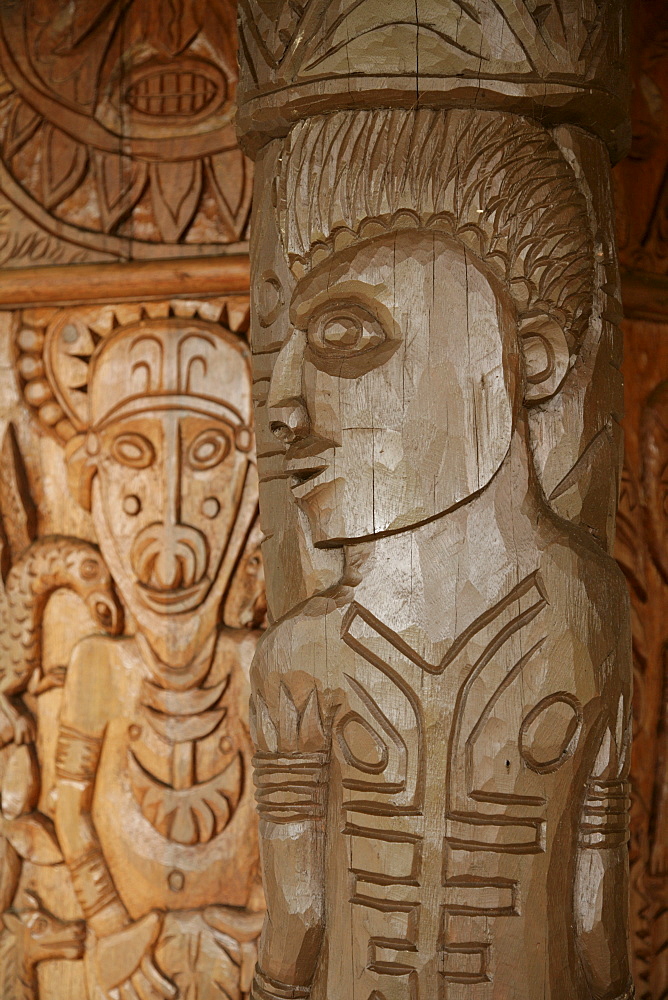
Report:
269,402,310,444
131,522,208,591
267,330,309,444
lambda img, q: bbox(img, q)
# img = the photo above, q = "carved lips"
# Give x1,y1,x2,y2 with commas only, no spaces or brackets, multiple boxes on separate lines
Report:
283,452,332,499
124,60,227,121
287,463,331,499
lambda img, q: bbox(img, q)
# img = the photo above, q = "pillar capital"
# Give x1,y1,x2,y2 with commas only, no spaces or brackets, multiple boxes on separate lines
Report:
237,0,630,158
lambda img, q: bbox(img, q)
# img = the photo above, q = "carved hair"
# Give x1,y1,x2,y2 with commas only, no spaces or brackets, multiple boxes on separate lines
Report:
279,108,595,350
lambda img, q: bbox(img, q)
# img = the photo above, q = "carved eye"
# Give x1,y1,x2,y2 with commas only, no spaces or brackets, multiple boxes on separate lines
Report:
304,301,396,377
111,432,155,469
80,558,100,580
187,428,231,470
32,917,48,936
95,601,113,626
308,304,385,358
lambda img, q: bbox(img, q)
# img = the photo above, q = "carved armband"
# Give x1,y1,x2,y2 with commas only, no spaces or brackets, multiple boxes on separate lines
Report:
252,968,312,1000
578,779,631,849
253,751,329,824
56,724,102,783
70,847,120,920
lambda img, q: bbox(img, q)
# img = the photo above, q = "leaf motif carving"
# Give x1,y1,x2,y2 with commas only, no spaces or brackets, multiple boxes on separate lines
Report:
207,149,253,240
3,97,41,159
41,125,88,210
91,149,148,234
149,159,203,242
240,0,309,67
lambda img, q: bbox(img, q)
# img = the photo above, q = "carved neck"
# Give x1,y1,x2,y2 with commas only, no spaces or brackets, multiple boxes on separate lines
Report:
343,418,547,645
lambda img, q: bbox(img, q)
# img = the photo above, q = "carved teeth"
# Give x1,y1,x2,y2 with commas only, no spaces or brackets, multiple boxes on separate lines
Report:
126,73,218,118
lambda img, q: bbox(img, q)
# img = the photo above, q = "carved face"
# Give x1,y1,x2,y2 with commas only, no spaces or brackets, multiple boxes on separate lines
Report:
0,0,237,152
267,231,518,544
0,0,249,250
94,409,250,617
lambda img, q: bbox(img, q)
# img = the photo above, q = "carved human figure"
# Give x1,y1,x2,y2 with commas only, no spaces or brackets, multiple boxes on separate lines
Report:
55,318,264,1000
0,0,250,255
249,109,633,1000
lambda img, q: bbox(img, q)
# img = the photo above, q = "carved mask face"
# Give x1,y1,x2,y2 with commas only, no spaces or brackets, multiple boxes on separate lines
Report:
94,409,250,617
0,0,237,152
76,319,257,661
267,231,518,545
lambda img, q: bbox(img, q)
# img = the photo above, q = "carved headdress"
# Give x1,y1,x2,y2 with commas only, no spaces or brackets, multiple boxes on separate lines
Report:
14,298,251,444
88,319,252,448
279,108,595,353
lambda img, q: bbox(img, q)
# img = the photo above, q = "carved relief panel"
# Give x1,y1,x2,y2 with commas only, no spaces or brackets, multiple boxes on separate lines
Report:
0,0,252,268
0,1,266,994
0,296,265,1000
615,322,668,1000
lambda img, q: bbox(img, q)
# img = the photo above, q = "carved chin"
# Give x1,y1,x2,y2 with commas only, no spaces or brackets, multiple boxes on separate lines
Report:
296,477,350,546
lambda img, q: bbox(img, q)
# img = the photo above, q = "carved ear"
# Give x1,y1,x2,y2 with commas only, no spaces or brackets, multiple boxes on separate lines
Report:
519,316,570,404
65,434,98,512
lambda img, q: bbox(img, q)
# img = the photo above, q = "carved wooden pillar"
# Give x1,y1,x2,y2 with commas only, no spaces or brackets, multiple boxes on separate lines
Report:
237,4,633,1000
0,5,265,1000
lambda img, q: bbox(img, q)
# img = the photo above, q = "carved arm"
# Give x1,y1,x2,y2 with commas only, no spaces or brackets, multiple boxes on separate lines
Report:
250,671,329,1000
575,707,634,999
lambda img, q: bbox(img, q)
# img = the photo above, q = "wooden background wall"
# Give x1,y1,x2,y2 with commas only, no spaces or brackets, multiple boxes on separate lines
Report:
0,1,665,998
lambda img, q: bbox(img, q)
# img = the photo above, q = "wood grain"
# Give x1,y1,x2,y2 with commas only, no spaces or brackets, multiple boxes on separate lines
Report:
0,3,265,998
615,319,668,1000
0,257,250,310
238,4,634,999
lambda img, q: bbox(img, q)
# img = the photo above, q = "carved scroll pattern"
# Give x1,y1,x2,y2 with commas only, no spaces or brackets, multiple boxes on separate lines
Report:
0,0,252,267
0,295,268,1000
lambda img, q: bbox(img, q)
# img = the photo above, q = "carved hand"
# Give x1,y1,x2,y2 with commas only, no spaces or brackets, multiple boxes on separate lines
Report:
85,911,177,1000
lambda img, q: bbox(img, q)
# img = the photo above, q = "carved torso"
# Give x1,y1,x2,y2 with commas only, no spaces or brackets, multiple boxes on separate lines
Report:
251,537,631,1000
68,629,259,918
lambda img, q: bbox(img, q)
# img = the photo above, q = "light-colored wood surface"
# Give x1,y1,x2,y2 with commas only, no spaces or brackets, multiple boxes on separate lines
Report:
237,0,630,159
0,257,250,309
0,3,266,998
238,4,634,1000
0,296,265,1000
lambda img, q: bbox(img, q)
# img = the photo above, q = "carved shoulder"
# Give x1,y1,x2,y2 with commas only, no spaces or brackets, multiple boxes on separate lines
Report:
539,532,631,669
250,594,350,756
252,593,348,689
59,634,129,736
